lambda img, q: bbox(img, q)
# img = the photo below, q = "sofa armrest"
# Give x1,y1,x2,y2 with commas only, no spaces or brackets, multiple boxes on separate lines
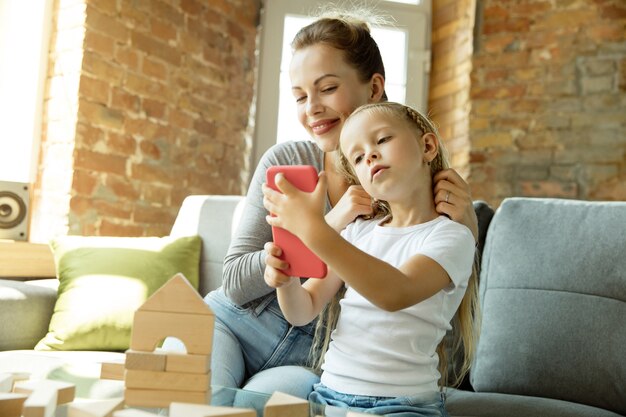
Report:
170,195,245,297
0,279,58,350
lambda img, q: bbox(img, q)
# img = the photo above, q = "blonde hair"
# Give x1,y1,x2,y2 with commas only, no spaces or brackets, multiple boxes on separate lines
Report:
311,102,481,389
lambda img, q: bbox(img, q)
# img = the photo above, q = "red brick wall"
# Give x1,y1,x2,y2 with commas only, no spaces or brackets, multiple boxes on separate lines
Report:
468,0,626,207
31,0,260,241
429,0,476,178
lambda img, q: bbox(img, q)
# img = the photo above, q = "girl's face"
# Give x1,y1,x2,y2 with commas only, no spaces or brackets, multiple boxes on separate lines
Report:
340,111,434,203
289,44,381,152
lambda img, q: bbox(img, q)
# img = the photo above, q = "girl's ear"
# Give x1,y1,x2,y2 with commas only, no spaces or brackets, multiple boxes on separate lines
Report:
368,73,385,102
422,132,439,163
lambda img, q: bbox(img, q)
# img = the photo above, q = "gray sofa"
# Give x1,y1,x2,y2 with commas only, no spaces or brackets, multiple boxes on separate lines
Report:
1,195,624,417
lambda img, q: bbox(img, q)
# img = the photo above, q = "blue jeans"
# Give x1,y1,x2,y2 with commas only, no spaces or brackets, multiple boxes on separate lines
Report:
309,383,449,417
164,289,319,397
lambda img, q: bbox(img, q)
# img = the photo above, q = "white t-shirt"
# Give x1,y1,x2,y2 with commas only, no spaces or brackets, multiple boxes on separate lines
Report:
320,215,475,397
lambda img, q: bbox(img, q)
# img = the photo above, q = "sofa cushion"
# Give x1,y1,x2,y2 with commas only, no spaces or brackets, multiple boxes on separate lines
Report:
446,388,624,417
471,198,626,415
36,235,201,351
0,279,57,350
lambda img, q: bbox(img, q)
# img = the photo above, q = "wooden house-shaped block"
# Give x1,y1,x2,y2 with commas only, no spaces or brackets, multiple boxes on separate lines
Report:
123,273,214,409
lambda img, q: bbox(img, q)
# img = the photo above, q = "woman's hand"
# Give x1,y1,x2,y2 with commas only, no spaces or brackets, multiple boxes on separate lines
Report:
263,242,296,288
433,168,479,241
325,185,373,231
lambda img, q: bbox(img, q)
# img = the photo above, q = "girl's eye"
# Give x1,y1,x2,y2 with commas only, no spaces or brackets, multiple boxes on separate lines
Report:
354,155,363,164
377,136,391,144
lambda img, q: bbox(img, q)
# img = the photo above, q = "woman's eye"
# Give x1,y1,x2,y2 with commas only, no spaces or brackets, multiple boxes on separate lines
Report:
321,86,337,93
295,96,306,103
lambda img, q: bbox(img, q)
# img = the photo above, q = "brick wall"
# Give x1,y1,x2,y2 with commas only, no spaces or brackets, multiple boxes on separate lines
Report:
468,0,626,207
31,0,260,241
429,0,476,179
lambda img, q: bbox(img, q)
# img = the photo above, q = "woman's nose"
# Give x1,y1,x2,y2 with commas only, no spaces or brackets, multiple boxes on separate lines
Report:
306,96,323,116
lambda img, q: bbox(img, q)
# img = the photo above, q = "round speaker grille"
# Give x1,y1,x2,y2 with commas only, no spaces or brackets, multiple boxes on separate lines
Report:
0,191,27,229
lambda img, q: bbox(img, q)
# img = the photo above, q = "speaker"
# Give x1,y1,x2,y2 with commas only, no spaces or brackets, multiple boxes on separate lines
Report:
0,181,30,241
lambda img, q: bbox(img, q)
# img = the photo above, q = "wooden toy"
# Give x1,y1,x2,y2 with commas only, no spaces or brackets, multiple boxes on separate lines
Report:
130,310,213,355
124,388,211,409
113,409,161,417
124,369,210,392
0,373,13,392
124,273,214,408
67,397,124,417
21,383,58,417
0,392,28,417
129,274,214,355
264,391,309,417
169,402,256,417
14,379,75,405
125,350,166,371
100,362,125,381
165,352,211,374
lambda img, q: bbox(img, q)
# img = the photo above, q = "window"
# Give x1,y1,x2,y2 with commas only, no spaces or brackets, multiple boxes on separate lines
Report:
254,0,431,167
0,0,54,183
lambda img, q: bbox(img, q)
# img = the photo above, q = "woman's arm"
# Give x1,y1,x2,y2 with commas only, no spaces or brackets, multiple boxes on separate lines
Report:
221,154,274,305
433,169,478,241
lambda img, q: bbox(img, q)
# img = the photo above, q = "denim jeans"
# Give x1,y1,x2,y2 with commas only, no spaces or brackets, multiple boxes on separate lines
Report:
309,383,449,417
164,289,319,397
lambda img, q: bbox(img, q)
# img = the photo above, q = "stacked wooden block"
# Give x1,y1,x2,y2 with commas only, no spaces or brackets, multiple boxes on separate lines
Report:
123,274,215,408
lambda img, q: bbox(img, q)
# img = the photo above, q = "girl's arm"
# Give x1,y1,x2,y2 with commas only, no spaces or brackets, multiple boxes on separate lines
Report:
433,169,478,241
263,173,472,311
263,242,344,326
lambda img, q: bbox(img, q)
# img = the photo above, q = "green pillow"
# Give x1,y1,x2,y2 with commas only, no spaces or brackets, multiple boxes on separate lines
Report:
35,235,202,351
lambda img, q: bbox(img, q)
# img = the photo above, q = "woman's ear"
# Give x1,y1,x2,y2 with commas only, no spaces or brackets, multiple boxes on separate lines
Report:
422,132,439,163
368,73,385,102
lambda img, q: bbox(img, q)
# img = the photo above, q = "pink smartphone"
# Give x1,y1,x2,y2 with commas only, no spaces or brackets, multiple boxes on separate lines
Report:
266,165,327,278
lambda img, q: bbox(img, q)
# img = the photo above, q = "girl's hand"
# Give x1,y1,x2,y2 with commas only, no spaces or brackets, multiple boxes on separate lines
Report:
263,242,296,288
433,168,479,241
262,172,328,241
325,185,373,231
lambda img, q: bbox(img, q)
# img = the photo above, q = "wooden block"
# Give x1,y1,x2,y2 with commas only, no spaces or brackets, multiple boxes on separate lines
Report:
14,379,75,405
140,273,214,315
100,362,125,380
130,310,214,355
124,388,211,409
68,397,124,417
113,409,160,417
346,412,372,416
264,391,309,417
125,350,166,371
165,352,211,374
169,402,256,417
0,392,28,417
21,383,58,417
125,369,210,392
0,241,56,278
0,373,13,393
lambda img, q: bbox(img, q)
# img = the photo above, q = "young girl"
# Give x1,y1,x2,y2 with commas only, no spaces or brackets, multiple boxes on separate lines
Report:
262,102,478,416
199,9,479,398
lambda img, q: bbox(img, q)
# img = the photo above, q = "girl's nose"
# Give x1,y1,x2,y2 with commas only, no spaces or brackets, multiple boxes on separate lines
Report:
366,151,379,164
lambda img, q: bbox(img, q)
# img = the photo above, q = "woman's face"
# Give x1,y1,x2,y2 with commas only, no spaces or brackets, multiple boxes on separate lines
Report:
289,44,380,152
